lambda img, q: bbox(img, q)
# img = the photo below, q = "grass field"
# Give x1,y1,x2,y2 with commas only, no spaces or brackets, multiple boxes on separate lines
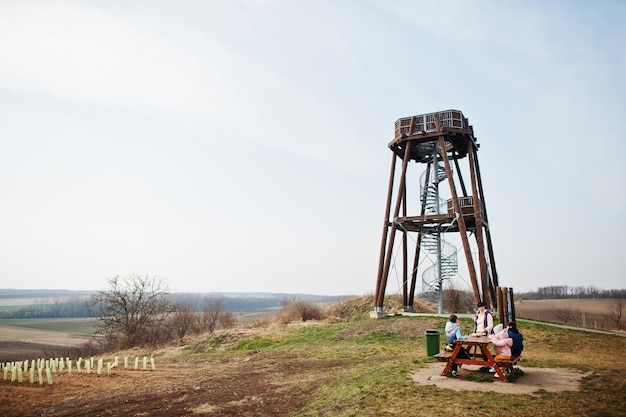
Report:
0,298,625,417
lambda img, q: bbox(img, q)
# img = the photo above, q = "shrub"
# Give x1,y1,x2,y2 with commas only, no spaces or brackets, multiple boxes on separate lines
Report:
277,299,324,324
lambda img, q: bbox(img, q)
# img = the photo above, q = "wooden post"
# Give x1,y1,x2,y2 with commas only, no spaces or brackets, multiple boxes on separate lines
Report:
508,288,517,322
501,287,510,327
496,287,504,325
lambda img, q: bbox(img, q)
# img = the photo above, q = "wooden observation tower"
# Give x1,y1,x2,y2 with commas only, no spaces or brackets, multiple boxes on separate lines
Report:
372,110,501,317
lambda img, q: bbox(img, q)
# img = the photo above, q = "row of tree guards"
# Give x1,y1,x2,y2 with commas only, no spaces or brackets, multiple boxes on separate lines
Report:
1,355,156,385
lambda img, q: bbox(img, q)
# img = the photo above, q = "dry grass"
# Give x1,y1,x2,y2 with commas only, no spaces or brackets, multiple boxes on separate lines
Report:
516,298,621,330
0,297,625,417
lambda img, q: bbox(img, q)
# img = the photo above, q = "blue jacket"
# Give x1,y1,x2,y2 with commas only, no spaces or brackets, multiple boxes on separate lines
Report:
509,331,524,356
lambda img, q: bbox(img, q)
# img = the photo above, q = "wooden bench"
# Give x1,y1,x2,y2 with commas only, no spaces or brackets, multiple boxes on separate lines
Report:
436,351,520,369
495,355,521,372
433,351,453,362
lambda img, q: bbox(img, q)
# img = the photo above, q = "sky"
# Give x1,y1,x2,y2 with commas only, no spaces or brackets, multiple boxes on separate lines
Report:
0,0,624,296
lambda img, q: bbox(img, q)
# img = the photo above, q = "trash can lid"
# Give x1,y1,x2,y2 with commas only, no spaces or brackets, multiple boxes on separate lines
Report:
424,329,440,334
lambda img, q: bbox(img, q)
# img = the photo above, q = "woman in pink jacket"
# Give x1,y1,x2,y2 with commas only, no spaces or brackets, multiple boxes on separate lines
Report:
489,327,513,361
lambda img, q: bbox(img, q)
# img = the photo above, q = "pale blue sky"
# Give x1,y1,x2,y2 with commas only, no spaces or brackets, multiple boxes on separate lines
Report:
0,0,624,295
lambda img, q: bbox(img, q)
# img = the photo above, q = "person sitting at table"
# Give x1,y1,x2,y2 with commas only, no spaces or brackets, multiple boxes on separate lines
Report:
488,325,513,361
471,301,494,336
445,314,467,351
444,314,470,375
507,321,524,362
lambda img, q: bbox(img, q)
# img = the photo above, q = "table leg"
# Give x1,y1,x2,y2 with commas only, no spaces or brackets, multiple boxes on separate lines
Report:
481,346,508,382
440,344,462,376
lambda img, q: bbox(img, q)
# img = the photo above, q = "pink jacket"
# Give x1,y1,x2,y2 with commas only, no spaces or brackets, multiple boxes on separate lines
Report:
489,329,513,357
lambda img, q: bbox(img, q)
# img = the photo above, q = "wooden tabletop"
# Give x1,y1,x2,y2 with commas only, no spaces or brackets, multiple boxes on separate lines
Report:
456,336,490,344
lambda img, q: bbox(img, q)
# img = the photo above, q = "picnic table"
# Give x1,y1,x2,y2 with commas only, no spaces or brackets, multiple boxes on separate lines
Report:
433,336,519,382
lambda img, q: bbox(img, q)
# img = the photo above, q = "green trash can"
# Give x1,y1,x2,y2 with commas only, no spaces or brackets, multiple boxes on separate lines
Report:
425,329,440,356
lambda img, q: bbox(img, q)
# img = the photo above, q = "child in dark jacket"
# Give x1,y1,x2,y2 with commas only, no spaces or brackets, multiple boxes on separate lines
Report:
444,314,470,375
507,321,524,359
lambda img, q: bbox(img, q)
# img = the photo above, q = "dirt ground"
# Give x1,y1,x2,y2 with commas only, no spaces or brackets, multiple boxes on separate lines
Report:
0,343,346,417
0,349,589,416
411,363,590,395
0,324,92,361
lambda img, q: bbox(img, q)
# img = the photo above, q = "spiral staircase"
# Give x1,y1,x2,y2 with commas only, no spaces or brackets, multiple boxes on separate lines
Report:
419,158,458,293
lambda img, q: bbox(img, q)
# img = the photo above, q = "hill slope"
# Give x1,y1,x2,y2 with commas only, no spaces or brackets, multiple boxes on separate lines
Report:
0,297,624,416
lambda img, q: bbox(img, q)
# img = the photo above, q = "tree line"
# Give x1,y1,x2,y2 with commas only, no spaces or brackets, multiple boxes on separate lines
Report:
0,290,339,319
516,285,626,300
0,297,92,319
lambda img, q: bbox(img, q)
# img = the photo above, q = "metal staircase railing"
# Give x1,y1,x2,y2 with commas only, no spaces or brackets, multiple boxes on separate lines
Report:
421,238,458,292
419,159,459,292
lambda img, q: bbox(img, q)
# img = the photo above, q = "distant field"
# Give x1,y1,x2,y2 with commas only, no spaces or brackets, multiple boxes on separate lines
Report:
0,317,97,335
515,298,620,330
0,318,97,361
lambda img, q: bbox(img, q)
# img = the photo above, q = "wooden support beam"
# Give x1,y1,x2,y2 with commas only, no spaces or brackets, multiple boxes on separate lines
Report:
374,152,397,308
375,143,412,308
467,141,491,308
408,162,432,308
437,133,481,304
473,146,500,292
401,170,408,308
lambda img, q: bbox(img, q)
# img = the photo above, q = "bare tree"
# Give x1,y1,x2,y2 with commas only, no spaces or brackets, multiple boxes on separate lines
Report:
443,286,474,314
605,299,623,330
88,275,171,348
200,299,224,333
170,303,197,339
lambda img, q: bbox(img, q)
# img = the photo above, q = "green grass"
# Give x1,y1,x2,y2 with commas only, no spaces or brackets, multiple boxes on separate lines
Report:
250,316,625,417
